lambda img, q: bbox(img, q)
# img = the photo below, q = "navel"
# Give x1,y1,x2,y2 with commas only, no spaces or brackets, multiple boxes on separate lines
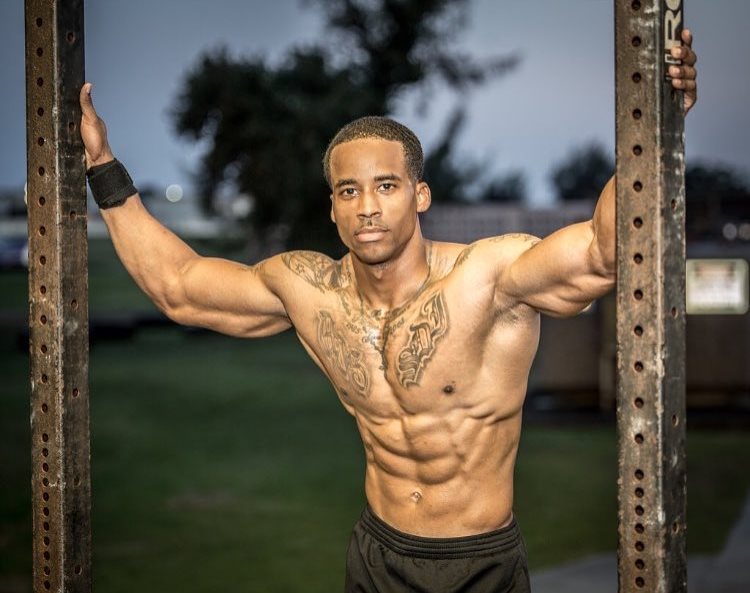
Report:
442,382,456,395
410,490,423,503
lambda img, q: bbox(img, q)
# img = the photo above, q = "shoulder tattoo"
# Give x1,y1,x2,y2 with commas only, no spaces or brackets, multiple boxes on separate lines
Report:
281,251,344,292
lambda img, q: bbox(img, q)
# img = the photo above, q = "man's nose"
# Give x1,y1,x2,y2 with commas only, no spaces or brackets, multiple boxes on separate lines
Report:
357,189,381,219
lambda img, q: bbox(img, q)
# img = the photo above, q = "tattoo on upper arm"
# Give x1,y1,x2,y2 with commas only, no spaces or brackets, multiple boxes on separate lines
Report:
281,251,343,292
316,310,370,398
397,291,449,388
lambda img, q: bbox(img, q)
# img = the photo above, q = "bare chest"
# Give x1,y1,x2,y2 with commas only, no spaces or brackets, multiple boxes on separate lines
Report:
296,285,495,415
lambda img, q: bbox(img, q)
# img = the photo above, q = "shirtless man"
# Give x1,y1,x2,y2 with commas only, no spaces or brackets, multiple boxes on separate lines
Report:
79,31,697,593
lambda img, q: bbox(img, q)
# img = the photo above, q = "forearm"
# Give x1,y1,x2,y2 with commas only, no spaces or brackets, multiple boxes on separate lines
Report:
590,175,616,276
100,194,199,314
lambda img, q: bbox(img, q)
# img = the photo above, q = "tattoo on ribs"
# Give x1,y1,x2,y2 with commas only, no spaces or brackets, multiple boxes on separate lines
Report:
397,291,449,387
316,311,370,398
282,251,343,292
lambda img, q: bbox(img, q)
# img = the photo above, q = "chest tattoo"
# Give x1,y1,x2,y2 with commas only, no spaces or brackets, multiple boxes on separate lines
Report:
316,311,370,398
396,291,449,388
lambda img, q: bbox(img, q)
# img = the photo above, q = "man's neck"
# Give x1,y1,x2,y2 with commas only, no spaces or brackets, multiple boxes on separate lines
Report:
349,233,431,313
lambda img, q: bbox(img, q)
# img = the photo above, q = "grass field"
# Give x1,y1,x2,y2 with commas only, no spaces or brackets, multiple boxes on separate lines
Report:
1,242,749,592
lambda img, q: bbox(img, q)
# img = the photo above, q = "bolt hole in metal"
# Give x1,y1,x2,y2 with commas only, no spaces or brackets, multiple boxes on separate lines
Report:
42,506,49,515
635,505,645,516
635,469,644,480
635,559,645,570
634,433,644,444
631,36,642,47
632,145,642,156
40,315,47,325
75,565,82,575
42,403,48,413
37,137,45,146
73,387,80,398
36,47,43,56
635,541,645,552
42,433,49,443
633,217,643,228
37,107,44,117
673,521,680,533
635,487,644,498
633,253,643,264
43,522,49,532
635,576,645,588
36,77,44,87
71,299,78,309
41,374,48,383
633,181,643,192
44,566,50,575
43,492,49,500
39,226,46,236
631,0,641,10
36,17,43,27
39,196,46,206
634,289,644,300
66,31,76,43
634,397,644,408
40,344,48,354
671,306,678,318
43,478,49,487
44,581,51,590
635,524,645,535
632,72,642,83
42,449,48,458
43,536,50,545
634,325,643,336
68,121,76,133
672,414,679,426
40,285,47,295
40,255,46,265
38,166,45,176
632,108,642,120
634,361,644,372
70,210,77,221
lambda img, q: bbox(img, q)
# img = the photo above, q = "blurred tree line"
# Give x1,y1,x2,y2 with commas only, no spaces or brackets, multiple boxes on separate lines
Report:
549,142,750,240
172,0,520,254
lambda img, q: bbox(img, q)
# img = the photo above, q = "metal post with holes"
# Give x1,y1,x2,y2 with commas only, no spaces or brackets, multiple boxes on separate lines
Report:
615,1,687,592
25,0,91,591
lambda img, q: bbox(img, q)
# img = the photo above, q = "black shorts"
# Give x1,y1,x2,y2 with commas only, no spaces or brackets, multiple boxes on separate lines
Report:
345,506,531,593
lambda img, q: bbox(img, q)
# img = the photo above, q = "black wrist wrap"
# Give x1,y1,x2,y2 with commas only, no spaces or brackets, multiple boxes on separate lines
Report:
86,159,137,209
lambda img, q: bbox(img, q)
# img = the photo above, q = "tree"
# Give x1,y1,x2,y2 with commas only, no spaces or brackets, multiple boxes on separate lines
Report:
549,142,614,202
172,0,519,255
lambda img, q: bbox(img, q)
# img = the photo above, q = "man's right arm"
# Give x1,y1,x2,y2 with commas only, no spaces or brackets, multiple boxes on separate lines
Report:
81,83,292,338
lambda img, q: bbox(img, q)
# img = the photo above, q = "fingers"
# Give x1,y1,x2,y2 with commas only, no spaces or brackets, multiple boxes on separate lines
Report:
671,28,697,66
79,82,98,121
668,64,696,81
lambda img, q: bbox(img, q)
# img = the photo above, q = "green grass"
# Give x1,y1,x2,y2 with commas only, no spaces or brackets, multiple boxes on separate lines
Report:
1,242,749,591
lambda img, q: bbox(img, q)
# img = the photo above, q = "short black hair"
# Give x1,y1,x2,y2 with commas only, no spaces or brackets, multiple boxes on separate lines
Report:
322,116,424,188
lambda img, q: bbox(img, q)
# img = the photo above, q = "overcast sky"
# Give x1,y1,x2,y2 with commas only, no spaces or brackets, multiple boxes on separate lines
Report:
1,0,748,205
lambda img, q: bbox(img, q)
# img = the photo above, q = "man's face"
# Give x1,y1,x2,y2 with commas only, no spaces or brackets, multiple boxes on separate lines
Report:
329,138,430,266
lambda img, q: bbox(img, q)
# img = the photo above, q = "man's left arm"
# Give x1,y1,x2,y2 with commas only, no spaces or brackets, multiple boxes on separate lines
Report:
498,30,697,317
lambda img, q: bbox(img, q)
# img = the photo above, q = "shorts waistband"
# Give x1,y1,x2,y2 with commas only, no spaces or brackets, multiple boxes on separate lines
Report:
359,506,521,560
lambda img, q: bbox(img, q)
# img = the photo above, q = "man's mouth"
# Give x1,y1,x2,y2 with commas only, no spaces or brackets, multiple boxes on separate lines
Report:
354,226,389,242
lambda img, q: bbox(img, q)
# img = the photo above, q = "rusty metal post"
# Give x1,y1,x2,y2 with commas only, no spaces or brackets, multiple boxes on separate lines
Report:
615,1,687,592
25,1,91,591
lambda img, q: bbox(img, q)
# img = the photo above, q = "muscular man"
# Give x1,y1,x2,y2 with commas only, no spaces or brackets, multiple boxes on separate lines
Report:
80,31,697,593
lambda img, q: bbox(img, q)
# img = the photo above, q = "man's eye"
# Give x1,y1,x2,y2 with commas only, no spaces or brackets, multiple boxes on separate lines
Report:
380,183,393,191
341,188,356,197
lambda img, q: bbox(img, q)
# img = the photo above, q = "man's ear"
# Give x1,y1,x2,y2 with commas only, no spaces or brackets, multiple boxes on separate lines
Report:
416,182,431,213
330,194,336,223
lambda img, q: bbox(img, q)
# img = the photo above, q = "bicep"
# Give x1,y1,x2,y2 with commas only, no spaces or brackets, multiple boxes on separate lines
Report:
168,255,292,337
500,223,615,317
